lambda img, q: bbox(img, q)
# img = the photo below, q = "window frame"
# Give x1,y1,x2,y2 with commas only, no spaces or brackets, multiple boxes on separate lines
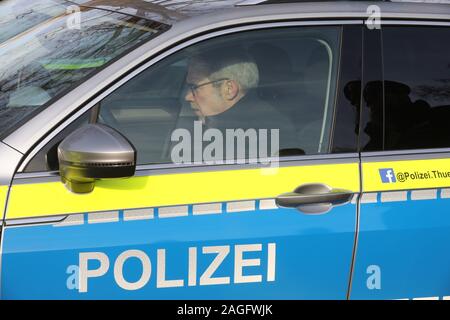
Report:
19,19,363,174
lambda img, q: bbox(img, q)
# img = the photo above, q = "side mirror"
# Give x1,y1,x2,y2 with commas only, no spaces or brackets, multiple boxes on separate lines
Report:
58,124,136,193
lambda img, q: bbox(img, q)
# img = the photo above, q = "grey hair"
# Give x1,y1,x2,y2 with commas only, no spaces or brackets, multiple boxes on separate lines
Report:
189,47,259,92
209,61,259,92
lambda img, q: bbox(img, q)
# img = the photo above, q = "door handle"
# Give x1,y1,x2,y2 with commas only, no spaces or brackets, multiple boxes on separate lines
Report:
275,183,354,214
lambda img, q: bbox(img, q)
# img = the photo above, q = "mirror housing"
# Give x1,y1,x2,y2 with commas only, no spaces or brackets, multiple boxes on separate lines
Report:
58,124,136,193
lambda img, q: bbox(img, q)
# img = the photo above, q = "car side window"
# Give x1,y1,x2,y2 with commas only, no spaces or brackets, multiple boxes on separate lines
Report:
25,25,344,172
382,26,450,151
97,26,342,166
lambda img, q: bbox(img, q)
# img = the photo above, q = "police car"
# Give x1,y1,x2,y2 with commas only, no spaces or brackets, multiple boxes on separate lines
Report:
0,0,449,300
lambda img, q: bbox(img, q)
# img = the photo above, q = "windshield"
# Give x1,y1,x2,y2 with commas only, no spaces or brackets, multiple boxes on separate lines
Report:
0,0,168,139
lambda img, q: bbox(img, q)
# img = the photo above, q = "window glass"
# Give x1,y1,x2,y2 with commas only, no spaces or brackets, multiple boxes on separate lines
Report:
0,1,167,139
383,26,450,150
98,26,342,166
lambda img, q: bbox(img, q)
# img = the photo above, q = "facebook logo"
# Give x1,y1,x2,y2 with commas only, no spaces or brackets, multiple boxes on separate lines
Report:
379,168,396,183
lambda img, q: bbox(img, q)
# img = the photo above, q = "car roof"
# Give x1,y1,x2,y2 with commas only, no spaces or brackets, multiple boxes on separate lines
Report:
69,0,450,25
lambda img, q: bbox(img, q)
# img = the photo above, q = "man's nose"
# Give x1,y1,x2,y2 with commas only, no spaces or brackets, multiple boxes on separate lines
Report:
185,88,194,102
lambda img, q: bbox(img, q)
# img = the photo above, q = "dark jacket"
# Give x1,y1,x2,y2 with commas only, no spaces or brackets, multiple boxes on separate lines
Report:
204,89,300,157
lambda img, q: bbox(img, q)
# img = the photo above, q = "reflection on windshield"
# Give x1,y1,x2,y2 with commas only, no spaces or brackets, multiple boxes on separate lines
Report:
0,0,167,138
0,0,65,44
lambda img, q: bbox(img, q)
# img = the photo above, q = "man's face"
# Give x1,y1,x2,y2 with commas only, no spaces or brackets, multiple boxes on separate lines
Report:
185,65,227,118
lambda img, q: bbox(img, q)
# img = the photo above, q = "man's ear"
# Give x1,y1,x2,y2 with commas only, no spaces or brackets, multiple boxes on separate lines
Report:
222,80,240,101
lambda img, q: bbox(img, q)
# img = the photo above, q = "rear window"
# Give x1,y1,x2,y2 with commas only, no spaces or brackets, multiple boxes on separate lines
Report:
382,26,450,150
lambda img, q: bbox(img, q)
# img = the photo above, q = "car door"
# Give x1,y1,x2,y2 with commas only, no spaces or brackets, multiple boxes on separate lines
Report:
1,22,362,299
351,23,450,300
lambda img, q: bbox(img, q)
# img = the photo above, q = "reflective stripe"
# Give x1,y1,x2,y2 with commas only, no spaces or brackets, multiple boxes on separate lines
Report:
410,189,437,200
441,188,450,198
259,199,277,210
123,208,154,221
380,191,407,203
158,206,188,218
53,214,84,227
227,200,256,213
360,193,378,204
6,163,359,219
88,211,119,224
193,203,222,215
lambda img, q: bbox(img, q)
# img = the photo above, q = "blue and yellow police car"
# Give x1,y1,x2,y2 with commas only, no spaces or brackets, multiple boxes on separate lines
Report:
0,0,449,299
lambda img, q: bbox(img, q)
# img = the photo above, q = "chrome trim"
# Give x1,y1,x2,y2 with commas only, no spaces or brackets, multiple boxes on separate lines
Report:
13,171,60,180
13,173,60,185
380,20,450,26
131,155,359,177
15,19,362,172
361,150,450,162
13,153,360,185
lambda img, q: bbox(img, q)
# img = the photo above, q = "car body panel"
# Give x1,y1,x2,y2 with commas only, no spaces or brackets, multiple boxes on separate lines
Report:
6,160,359,219
350,148,450,299
1,201,357,299
1,157,360,299
352,190,450,300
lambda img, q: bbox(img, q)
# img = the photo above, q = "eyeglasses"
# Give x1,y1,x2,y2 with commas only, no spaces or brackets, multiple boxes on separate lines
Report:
187,78,229,96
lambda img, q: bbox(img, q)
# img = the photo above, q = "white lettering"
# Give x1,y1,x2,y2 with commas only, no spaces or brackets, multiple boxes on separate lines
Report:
79,252,109,293
114,250,151,290
157,249,184,288
200,246,230,286
235,244,262,283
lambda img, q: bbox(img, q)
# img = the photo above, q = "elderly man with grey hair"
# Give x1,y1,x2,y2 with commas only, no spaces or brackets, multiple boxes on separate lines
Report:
184,46,299,156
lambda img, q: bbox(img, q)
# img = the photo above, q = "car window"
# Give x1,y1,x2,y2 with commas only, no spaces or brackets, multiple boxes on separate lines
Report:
382,26,450,150
96,26,342,166
0,0,65,44
0,0,168,139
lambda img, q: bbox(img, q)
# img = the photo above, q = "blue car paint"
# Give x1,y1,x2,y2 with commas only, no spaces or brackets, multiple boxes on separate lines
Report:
1,201,356,299
351,190,450,300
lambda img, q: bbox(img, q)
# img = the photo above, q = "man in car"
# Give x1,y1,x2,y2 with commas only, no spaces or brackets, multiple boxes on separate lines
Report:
184,46,301,159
